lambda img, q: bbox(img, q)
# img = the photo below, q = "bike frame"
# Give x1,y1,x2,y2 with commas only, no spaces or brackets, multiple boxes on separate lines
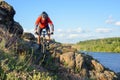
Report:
40,29,49,53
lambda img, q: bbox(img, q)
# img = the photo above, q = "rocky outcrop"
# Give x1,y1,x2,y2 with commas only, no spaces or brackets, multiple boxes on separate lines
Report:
0,1,23,36
0,1,23,51
58,46,118,80
22,32,36,41
0,1,15,23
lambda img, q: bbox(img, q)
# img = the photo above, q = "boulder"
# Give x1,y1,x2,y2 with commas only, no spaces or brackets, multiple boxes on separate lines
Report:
22,32,36,41
0,1,23,51
59,49,118,80
9,21,23,37
60,52,75,69
91,60,104,72
0,1,15,23
0,1,23,37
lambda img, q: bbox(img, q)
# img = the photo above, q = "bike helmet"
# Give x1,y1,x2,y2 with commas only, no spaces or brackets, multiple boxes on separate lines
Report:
41,11,48,19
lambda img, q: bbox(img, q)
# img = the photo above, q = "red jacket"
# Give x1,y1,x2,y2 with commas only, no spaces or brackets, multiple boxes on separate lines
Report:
35,16,53,29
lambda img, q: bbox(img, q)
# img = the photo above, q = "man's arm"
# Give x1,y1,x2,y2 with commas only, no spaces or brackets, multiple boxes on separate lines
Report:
48,17,54,33
35,16,41,26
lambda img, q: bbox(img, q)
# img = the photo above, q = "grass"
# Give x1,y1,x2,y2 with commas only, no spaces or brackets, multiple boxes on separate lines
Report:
0,45,60,80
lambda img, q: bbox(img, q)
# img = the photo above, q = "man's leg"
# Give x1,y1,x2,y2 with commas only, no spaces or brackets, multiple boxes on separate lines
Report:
48,34,50,41
37,35,41,50
37,27,42,49
37,35,41,45
46,26,51,41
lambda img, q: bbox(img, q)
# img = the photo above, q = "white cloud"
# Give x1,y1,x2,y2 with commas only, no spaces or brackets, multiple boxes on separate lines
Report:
55,27,83,34
105,19,114,24
58,33,65,37
75,27,83,33
54,27,95,43
66,29,72,33
54,27,86,43
105,15,114,24
96,28,112,33
56,28,63,33
24,28,34,33
65,27,83,33
67,34,79,39
115,21,120,26
23,26,117,43
105,15,120,27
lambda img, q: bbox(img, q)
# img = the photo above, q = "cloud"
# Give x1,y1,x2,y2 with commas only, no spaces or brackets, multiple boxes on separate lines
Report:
115,21,120,26
105,15,120,26
54,27,86,43
105,19,114,24
105,15,115,24
66,27,84,33
57,33,65,37
56,28,63,33
54,27,95,43
75,27,83,33
24,28,34,33
96,28,112,33
23,26,116,43
67,34,79,39
55,27,84,35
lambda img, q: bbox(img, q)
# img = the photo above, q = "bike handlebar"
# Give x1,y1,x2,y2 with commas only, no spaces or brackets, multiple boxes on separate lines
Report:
34,31,53,35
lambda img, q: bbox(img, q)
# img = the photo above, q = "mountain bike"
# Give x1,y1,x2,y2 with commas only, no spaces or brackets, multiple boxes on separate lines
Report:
36,30,53,65
34,29,54,64
40,30,48,53
40,29,53,53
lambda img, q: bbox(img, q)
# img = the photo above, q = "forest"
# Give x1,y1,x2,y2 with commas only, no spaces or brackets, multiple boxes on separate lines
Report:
74,37,120,53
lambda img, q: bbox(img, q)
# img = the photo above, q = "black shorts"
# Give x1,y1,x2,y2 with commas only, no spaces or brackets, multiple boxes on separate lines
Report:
37,25,50,36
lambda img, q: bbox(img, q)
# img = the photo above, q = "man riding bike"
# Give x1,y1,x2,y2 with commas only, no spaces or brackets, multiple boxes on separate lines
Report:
35,11,54,49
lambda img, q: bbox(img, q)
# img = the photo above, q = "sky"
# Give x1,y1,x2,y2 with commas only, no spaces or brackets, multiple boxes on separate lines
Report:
4,0,120,43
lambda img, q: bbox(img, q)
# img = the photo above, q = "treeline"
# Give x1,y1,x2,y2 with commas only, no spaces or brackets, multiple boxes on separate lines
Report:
75,37,120,53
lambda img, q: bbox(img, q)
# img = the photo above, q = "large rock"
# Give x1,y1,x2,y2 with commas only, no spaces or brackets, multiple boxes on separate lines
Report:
91,60,104,72
60,52,75,69
8,21,23,37
0,1,23,51
0,1,15,22
0,1,23,36
22,32,36,41
59,50,118,80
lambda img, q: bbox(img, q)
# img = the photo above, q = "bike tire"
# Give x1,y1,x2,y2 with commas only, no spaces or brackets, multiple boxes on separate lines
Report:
41,43,46,53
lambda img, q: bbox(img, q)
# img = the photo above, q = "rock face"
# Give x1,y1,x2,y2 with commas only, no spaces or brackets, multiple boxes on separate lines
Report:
59,46,118,80
0,1,23,51
0,1,15,23
0,1,23,36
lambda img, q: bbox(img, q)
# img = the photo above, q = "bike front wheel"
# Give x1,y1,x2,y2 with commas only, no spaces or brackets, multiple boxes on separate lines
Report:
41,43,46,53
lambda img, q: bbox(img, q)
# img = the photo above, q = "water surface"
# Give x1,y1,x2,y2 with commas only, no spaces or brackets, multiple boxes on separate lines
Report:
84,52,120,73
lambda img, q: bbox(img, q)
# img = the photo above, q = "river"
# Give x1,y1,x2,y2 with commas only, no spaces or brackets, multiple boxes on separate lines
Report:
83,52,120,73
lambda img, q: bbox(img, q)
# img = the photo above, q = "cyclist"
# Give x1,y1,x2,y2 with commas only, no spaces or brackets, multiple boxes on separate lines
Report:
35,11,54,49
